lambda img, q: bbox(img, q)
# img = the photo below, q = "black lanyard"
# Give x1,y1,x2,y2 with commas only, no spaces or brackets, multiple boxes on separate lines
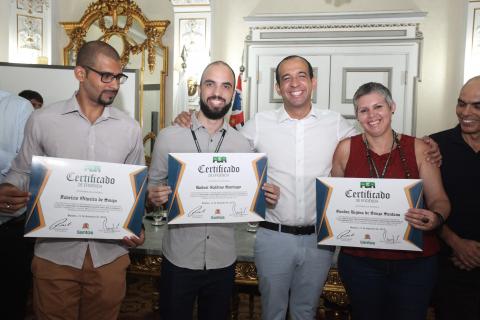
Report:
190,129,226,153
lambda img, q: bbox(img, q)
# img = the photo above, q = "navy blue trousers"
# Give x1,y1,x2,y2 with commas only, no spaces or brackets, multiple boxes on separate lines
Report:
338,252,437,320
159,258,235,320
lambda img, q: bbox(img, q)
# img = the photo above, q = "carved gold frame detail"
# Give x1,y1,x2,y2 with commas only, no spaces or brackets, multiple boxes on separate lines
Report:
128,253,349,315
60,0,170,129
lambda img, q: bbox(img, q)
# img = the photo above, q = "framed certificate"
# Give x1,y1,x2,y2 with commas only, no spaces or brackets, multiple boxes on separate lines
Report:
316,177,424,251
24,156,147,239
167,153,267,224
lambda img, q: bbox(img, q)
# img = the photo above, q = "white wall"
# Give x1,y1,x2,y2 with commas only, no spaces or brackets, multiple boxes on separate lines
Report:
0,0,467,135
209,0,467,136
0,1,9,62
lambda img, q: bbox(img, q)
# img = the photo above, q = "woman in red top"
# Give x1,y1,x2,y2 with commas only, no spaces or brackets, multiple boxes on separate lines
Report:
331,82,450,320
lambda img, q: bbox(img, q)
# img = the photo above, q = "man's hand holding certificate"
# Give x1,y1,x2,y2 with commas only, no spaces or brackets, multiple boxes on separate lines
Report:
167,153,267,224
316,177,424,251
24,156,147,239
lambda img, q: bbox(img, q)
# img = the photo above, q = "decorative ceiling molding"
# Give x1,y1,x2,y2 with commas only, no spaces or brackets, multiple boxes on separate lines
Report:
244,11,426,42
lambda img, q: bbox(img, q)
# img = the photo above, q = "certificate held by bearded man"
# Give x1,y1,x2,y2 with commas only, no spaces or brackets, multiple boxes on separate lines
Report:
316,177,424,251
24,156,147,239
166,153,267,224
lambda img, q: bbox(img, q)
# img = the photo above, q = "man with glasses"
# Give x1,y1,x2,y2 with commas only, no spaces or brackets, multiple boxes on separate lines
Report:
0,40,144,320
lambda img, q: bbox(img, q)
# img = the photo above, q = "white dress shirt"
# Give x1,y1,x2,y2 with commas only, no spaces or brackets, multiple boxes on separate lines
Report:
0,90,33,181
241,107,356,226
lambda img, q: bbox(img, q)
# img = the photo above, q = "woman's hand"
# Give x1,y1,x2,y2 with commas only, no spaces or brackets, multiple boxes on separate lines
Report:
405,208,444,231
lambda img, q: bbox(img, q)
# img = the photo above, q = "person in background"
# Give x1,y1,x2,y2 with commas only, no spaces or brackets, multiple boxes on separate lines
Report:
147,61,279,320
0,40,145,320
432,76,480,320
331,82,450,320
19,89,43,109
0,89,34,319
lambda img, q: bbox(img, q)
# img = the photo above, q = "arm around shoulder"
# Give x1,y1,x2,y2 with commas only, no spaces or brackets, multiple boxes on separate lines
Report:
239,117,256,148
415,138,450,221
331,138,351,177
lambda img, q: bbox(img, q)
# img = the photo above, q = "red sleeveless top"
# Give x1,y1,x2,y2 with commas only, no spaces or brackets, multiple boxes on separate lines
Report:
342,134,439,260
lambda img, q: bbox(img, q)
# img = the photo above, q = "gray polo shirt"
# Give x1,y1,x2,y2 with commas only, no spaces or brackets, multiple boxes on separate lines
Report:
4,94,144,268
148,113,252,270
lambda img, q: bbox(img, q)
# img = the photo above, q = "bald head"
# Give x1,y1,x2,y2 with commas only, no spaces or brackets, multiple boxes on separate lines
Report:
76,40,120,68
456,76,480,136
200,61,236,88
459,76,480,101
464,75,480,86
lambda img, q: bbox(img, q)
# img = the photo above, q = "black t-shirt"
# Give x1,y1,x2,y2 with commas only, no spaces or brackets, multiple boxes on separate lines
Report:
431,125,480,255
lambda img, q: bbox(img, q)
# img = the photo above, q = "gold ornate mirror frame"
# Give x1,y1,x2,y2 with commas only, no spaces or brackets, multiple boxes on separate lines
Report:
60,0,170,141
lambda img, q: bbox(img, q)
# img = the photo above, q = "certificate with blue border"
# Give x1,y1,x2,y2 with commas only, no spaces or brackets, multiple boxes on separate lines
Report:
316,177,424,251
24,156,147,239
167,153,267,224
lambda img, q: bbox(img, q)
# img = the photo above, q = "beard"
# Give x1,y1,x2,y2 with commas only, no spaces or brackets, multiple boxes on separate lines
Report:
97,90,118,106
200,95,232,120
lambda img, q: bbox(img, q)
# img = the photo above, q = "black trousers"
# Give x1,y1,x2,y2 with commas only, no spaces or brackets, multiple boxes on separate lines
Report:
434,255,480,320
0,215,34,320
159,257,235,320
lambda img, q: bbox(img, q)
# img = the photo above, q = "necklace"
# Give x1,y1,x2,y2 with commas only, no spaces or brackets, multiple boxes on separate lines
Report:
363,130,396,178
394,132,411,179
363,130,412,179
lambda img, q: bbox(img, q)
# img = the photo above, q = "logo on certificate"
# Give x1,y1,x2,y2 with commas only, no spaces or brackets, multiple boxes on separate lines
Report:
77,222,93,235
213,156,227,163
360,181,375,188
84,165,101,173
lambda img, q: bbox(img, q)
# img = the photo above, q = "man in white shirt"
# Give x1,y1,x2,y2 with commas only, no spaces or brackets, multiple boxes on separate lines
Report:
0,90,33,181
242,56,356,319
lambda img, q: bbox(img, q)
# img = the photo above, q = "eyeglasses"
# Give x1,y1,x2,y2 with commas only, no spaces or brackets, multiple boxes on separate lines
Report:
83,66,128,84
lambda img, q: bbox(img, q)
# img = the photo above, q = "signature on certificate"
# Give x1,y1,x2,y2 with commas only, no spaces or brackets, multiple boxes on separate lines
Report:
382,229,401,244
187,205,205,218
231,203,247,217
336,229,355,241
102,217,120,233
49,218,72,230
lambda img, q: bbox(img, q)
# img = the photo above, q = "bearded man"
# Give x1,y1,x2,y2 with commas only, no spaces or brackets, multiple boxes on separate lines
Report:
147,61,279,320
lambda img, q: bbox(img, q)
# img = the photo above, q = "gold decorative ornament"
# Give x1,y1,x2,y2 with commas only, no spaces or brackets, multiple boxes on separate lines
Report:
128,252,349,314
187,77,198,97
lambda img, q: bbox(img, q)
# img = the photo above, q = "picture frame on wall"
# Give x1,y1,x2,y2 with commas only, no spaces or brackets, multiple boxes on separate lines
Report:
17,14,43,52
464,1,480,81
